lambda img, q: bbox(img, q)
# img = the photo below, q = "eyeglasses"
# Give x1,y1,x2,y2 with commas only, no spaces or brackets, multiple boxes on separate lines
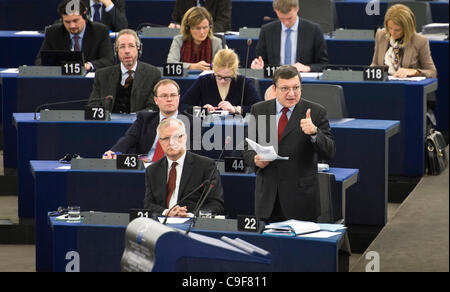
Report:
191,25,211,32
156,93,179,99
278,85,301,93
159,133,185,143
118,43,137,50
215,74,234,81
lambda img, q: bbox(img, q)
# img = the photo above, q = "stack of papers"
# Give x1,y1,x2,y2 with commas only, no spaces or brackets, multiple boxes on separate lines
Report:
263,219,320,236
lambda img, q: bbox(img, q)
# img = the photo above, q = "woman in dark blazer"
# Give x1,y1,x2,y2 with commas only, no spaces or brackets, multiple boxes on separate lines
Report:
180,48,262,115
371,4,437,78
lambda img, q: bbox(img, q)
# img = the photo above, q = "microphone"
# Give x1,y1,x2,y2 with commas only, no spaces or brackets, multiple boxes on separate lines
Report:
239,39,252,116
162,180,209,224
185,183,215,235
188,135,232,226
263,16,275,22
33,95,113,120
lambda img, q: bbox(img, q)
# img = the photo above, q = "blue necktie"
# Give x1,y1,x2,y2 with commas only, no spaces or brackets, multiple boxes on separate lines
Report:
285,28,292,65
93,4,101,22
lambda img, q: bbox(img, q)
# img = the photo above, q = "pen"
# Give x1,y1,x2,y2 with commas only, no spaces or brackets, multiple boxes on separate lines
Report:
103,152,122,156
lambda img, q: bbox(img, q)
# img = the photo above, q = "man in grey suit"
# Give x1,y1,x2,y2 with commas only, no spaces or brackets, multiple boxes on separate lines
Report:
243,65,335,222
251,0,328,72
88,29,161,113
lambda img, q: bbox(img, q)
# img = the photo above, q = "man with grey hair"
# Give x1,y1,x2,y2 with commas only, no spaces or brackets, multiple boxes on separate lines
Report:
144,118,225,218
88,29,161,113
251,0,328,72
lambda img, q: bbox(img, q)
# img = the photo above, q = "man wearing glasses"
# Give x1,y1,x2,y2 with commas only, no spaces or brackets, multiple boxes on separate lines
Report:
102,79,182,161
251,0,328,72
144,118,225,218
88,29,161,113
243,65,335,223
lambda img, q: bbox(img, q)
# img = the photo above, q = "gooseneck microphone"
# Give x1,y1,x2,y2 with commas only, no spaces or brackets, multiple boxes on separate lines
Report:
239,39,252,116
185,136,232,234
33,95,113,120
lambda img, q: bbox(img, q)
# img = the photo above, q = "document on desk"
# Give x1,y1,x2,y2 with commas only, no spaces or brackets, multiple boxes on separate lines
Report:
1,68,19,74
14,31,41,35
263,219,320,236
298,231,341,238
388,76,426,81
245,138,289,161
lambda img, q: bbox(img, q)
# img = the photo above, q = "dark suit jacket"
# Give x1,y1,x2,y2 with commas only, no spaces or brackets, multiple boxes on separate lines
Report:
110,111,193,155
144,151,225,216
81,0,128,32
35,21,114,70
111,111,159,154
171,0,232,33
256,18,328,72
88,61,161,112
243,98,335,220
180,73,262,114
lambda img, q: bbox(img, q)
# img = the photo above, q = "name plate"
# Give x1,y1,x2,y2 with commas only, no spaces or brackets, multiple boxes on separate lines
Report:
129,209,151,222
263,65,281,78
117,154,142,170
84,106,108,120
237,215,260,233
224,157,246,173
363,66,387,81
62,62,83,76
163,63,184,77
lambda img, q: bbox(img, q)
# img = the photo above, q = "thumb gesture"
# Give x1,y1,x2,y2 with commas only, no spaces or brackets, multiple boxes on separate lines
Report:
300,108,317,135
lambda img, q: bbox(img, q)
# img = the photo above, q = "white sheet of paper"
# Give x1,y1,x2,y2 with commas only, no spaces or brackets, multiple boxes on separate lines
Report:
56,166,71,170
245,138,288,161
157,217,191,224
1,68,19,74
388,76,426,81
15,31,41,35
298,231,341,238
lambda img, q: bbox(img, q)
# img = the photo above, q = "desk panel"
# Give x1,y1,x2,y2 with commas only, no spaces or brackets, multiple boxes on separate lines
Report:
32,160,356,271
49,214,348,272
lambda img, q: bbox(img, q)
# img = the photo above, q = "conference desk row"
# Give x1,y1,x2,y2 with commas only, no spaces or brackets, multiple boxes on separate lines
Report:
32,160,357,271
2,72,432,178
0,31,447,131
0,0,448,32
48,213,350,272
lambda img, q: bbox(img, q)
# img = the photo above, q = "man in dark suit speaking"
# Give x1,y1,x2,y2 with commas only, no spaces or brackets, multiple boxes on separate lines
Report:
251,0,328,72
243,65,335,222
88,29,161,113
144,118,225,218
35,0,114,71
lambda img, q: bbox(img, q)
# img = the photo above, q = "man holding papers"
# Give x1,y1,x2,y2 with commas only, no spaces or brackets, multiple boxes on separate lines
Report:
243,65,335,223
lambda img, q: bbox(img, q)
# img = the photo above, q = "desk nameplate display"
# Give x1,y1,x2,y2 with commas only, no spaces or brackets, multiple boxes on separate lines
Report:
71,158,144,170
18,65,86,77
363,67,388,81
39,110,111,121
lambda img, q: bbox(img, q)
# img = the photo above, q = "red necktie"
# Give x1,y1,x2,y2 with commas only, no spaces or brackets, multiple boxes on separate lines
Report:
166,162,178,208
152,118,166,162
278,107,289,143
152,141,164,162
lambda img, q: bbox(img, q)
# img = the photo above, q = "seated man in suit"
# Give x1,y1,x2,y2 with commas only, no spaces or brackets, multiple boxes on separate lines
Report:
250,0,328,72
82,0,128,32
88,29,161,113
103,79,181,161
168,0,232,33
243,65,335,222
35,0,114,71
144,118,225,218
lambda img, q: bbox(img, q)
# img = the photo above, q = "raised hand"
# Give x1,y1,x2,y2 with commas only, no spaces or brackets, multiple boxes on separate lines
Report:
300,108,317,135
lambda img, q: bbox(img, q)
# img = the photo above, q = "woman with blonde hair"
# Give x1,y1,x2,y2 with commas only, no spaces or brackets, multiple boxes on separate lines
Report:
370,4,437,78
180,48,261,115
167,6,223,71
